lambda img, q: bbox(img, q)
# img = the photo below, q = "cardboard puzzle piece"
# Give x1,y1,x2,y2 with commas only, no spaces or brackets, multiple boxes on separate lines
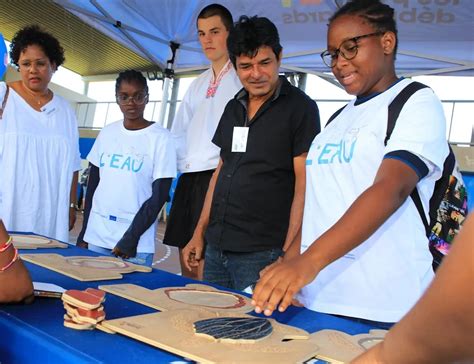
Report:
101,309,319,363
11,234,68,249
21,254,151,281
98,283,254,314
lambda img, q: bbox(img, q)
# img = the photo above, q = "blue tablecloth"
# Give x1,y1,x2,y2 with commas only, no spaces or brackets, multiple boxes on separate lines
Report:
0,245,374,363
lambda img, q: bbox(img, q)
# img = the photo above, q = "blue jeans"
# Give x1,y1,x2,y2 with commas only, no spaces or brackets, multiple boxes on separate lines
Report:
88,244,154,267
203,244,283,291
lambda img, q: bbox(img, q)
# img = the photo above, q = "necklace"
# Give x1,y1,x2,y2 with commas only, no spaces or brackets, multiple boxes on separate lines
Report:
21,83,52,107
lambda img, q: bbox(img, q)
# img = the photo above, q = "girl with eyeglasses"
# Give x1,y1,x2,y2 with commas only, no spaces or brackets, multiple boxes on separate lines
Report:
0,25,81,242
253,0,449,328
76,70,176,266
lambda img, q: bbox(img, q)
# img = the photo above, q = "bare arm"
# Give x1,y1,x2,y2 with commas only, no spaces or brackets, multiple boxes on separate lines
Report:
282,153,307,252
353,213,474,363
252,158,419,315
0,220,34,303
258,225,302,289
69,170,79,231
283,226,302,260
182,159,223,269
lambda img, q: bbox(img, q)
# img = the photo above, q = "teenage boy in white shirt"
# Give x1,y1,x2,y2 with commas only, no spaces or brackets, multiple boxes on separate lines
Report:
163,4,241,279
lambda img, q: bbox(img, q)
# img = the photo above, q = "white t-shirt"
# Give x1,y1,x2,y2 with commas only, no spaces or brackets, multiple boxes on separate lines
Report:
299,79,449,322
171,61,241,173
0,82,81,242
84,121,176,253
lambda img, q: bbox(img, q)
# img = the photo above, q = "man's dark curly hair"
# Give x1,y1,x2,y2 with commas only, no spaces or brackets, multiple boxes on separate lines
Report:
9,25,65,68
227,16,282,68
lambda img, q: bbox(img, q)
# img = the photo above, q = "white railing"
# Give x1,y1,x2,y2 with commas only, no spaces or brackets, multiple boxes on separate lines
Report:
76,99,474,145
76,100,163,128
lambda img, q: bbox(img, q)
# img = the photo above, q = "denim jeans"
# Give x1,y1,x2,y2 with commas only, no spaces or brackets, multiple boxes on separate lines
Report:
88,244,154,267
203,243,283,291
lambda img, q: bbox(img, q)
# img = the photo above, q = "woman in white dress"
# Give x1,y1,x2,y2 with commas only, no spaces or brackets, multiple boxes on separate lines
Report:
0,25,81,242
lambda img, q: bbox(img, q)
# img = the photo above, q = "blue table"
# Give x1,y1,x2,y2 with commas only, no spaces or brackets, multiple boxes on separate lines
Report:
0,245,374,363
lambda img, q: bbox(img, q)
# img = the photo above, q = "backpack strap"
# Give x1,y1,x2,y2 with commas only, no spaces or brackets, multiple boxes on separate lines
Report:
410,189,430,236
385,81,428,145
385,81,431,236
325,105,347,127
0,85,10,120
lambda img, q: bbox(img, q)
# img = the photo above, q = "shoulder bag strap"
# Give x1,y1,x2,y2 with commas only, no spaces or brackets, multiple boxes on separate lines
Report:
0,85,10,120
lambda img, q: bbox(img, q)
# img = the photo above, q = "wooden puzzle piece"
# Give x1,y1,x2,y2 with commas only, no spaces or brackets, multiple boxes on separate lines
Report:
11,234,68,249
64,318,94,331
63,303,106,324
101,309,317,364
62,288,110,331
69,312,105,325
98,283,254,314
311,329,387,363
101,309,387,363
62,289,104,310
96,322,116,334
64,302,104,313
67,313,93,325
21,254,151,281
84,288,106,301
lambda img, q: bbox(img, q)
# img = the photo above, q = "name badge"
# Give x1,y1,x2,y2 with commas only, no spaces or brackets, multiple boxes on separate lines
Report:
41,107,56,115
232,127,249,153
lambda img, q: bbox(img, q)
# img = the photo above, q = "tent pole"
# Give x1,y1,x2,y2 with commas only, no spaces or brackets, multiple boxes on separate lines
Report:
159,42,180,129
297,73,307,91
160,77,171,128
167,77,180,130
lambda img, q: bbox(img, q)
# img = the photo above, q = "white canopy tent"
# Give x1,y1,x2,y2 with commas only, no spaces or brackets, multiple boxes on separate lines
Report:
54,0,474,77
53,0,474,126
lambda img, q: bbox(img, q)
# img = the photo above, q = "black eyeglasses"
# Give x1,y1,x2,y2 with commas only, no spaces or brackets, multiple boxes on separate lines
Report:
321,31,384,68
116,93,149,105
